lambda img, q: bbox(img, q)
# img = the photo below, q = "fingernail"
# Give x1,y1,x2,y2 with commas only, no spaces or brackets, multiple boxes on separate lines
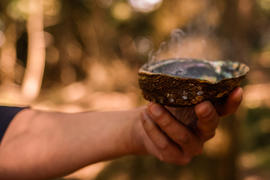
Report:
150,104,163,117
197,102,212,118
234,88,243,103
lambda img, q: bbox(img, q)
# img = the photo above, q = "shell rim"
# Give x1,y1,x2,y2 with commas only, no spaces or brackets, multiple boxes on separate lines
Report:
138,58,250,85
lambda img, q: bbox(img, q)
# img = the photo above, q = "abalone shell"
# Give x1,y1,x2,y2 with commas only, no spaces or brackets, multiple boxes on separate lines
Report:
138,58,249,107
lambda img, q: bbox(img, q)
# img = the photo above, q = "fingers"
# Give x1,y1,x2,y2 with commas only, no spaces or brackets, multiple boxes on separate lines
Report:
141,111,169,150
195,87,243,141
217,87,243,116
141,111,191,165
146,103,203,156
195,101,219,141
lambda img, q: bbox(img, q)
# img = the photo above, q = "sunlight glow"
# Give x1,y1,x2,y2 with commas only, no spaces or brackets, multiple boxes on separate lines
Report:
204,128,230,157
257,0,270,11
244,175,261,180
128,0,162,13
239,153,259,169
243,83,270,108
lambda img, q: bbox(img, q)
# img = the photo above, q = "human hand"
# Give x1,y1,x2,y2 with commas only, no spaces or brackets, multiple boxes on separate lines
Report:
135,87,243,165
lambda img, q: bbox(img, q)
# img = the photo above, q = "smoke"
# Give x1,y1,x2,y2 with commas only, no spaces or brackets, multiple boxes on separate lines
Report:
149,28,222,62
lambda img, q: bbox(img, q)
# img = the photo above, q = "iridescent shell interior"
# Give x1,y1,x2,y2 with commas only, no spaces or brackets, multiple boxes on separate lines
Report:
141,59,249,83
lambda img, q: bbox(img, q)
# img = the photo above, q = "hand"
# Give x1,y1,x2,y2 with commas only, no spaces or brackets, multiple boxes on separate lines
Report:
136,87,243,165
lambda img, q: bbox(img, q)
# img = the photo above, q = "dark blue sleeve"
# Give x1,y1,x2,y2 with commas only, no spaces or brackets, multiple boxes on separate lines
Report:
0,106,26,143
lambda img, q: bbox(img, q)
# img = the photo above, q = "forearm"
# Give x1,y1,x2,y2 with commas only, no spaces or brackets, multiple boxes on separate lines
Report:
0,108,143,180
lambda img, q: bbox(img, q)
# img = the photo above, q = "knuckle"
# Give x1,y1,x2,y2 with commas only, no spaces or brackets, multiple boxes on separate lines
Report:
200,106,214,119
198,116,219,132
203,111,217,123
157,114,173,128
147,124,155,133
176,132,190,144
156,138,170,150
160,140,169,150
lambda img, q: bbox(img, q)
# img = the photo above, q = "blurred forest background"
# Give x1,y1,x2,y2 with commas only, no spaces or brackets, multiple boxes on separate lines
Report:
0,0,270,180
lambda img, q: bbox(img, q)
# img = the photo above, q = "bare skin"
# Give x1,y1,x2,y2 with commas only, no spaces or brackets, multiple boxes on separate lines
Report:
0,88,243,180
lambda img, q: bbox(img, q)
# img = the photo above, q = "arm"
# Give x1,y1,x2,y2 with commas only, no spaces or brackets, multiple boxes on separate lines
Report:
0,88,243,180
0,108,142,180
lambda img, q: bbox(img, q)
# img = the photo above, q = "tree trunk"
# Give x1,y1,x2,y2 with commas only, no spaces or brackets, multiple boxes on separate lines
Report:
216,0,257,179
21,0,45,101
0,23,17,84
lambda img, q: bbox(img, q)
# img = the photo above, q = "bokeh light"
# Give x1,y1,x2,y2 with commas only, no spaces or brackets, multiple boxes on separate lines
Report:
257,0,270,11
128,0,162,13
135,37,152,54
112,2,132,21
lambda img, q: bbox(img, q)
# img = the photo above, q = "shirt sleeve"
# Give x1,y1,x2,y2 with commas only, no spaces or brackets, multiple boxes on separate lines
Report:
0,106,26,143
